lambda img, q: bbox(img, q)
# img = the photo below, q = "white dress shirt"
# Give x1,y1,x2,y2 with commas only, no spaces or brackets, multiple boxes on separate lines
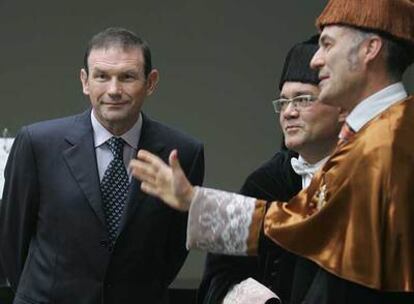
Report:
91,110,142,181
346,82,407,132
291,155,329,189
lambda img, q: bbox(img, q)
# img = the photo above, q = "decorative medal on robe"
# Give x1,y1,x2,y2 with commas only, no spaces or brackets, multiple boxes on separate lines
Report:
316,184,327,210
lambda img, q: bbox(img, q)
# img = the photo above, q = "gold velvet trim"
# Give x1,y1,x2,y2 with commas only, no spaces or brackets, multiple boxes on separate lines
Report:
264,97,414,291
246,200,267,255
316,0,414,45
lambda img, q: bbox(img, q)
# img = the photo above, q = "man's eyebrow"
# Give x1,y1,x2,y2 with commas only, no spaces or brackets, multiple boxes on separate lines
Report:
279,91,315,98
90,67,140,75
122,69,140,74
319,34,333,45
91,68,106,73
293,91,315,96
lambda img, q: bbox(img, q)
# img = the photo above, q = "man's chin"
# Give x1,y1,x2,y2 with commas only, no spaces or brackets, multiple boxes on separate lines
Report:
285,138,304,151
102,109,130,121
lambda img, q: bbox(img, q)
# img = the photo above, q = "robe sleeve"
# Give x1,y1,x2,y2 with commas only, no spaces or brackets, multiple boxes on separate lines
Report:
186,187,266,255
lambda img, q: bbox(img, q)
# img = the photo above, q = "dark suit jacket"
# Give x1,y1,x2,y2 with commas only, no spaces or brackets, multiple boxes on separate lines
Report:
0,241,6,286
0,110,204,304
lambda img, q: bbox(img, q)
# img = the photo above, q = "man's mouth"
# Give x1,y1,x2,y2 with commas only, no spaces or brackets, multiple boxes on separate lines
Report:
103,101,128,106
319,74,329,83
285,125,302,131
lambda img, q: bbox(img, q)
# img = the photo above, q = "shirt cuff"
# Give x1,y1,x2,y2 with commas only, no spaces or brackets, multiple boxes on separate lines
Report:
222,278,280,304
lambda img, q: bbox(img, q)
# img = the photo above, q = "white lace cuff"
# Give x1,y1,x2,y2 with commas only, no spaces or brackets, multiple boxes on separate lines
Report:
186,186,257,255
222,278,280,304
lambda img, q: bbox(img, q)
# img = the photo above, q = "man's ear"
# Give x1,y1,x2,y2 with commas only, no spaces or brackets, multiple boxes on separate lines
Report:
80,69,90,95
363,35,383,64
145,69,159,96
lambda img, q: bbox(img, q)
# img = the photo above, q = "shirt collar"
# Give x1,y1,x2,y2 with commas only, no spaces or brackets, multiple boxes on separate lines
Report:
291,155,330,176
299,155,329,171
91,110,142,149
346,82,407,132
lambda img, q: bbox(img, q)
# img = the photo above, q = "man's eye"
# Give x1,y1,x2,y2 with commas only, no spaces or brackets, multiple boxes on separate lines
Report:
296,96,314,103
280,100,289,107
120,74,137,81
94,74,107,80
322,41,332,50
295,97,307,103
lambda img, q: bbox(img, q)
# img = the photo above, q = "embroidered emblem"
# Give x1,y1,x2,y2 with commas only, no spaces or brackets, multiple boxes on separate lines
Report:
316,184,327,210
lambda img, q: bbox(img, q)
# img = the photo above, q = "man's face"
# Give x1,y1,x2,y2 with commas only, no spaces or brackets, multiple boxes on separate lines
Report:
80,46,158,135
310,26,364,109
279,82,343,157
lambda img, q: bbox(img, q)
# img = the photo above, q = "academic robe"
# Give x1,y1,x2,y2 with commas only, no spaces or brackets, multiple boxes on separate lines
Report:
189,96,414,303
197,150,301,303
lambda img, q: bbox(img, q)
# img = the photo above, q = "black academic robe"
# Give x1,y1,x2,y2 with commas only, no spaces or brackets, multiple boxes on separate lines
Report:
197,150,303,303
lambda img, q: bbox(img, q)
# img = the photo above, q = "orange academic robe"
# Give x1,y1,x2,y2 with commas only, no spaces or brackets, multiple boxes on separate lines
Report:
249,96,414,292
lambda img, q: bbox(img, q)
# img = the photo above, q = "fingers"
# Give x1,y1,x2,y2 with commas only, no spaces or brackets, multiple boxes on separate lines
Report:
140,181,159,197
131,150,166,177
129,159,157,184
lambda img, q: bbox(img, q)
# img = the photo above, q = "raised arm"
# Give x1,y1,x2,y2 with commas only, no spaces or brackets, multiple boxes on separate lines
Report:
130,149,267,257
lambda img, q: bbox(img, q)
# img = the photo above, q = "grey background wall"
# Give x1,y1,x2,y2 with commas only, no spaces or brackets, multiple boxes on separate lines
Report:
1,0,413,288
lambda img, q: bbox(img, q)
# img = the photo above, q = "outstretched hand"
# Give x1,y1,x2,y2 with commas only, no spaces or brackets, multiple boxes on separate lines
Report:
129,149,194,211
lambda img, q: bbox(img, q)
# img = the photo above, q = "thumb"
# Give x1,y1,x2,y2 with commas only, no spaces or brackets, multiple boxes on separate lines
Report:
169,149,182,174
168,149,194,209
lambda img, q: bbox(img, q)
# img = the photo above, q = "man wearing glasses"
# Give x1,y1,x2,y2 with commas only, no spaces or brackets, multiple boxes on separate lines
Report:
197,36,345,304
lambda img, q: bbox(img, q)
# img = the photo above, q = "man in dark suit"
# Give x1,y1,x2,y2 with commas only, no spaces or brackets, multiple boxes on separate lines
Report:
0,27,204,304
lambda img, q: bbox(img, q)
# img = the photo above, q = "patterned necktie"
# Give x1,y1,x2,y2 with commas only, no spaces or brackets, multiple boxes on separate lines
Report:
101,137,129,243
338,123,356,146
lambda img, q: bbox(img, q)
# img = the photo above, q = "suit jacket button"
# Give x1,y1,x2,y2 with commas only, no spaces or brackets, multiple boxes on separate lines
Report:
100,240,108,248
108,245,114,252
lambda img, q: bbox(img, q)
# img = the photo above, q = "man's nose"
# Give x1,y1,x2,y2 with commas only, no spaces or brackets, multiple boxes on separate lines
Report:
310,47,323,70
108,79,122,95
282,102,300,118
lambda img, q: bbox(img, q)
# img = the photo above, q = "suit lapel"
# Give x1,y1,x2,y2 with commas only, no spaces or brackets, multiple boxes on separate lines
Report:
119,113,166,232
63,110,106,226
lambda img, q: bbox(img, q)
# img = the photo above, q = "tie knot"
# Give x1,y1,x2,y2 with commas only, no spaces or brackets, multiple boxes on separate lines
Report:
107,137,125,159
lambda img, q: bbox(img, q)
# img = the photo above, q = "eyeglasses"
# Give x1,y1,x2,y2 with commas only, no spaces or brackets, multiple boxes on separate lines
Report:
272,95,318,113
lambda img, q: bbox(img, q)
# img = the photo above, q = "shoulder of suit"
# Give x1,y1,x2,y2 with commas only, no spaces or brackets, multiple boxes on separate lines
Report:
142,113,203,148
20,111,89,139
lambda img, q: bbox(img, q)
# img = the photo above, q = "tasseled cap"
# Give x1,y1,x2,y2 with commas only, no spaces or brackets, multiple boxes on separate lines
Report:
316,0,414,45
279,35,320,90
